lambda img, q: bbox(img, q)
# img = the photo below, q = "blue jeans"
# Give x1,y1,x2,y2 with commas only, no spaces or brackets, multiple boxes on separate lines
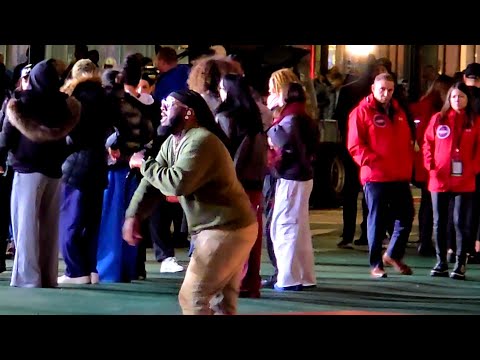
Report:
363,181,414,268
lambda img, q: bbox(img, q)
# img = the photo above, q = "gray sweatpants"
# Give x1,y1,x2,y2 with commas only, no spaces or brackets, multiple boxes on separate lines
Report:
10,172,61,288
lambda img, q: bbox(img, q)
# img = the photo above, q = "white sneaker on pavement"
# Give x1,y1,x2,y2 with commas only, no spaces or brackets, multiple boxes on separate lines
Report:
160,257,184,273
57,274,91,285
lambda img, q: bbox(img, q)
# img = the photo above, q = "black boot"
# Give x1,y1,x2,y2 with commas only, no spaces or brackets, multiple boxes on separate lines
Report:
430,261,448,277
450,257,466,280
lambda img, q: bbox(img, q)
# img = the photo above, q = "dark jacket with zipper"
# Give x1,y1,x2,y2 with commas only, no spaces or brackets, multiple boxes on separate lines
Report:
61,78,113,191
216,110,267,191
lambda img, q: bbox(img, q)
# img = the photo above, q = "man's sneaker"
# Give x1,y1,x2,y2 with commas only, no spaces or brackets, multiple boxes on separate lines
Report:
370,267,387,278
337,240,353,249
57,275,91,285
160,257,184,273
382,254,413,275
430,262,449,277
354,238,368,246
450,263,466,280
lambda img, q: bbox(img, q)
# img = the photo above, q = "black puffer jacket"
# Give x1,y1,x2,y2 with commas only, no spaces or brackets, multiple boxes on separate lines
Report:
0,59,81,178
106,92,159,167
61,78,113,190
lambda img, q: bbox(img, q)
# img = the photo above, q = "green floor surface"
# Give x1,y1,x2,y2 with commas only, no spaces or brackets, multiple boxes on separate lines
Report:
1,244,479,315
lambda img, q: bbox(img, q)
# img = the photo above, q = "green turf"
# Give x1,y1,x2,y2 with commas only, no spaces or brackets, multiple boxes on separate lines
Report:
1,243,479,315
1,198,479,315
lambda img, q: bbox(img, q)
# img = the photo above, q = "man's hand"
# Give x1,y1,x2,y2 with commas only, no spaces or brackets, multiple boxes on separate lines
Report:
108,147,121,164
122,216,143,246
129,151,145,169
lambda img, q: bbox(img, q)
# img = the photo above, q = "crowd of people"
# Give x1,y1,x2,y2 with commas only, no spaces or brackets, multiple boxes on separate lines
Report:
1,45,479,315
0,45,321,315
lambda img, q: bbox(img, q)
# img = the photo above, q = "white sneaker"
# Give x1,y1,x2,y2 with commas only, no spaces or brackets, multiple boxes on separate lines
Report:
90,272,99,284
160,257,184,273
57,274,91,285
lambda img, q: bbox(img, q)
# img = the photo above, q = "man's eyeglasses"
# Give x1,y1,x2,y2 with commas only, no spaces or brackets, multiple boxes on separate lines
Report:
161,98,190,112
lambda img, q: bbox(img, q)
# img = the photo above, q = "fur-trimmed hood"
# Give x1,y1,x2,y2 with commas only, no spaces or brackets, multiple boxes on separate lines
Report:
6,96,81,143
61,75,102,96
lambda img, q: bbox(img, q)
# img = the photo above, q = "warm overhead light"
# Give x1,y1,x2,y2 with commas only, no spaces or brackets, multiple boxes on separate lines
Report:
346,45,375,57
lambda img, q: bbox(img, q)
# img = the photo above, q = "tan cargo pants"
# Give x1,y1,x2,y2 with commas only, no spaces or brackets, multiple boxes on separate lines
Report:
178,222,258,315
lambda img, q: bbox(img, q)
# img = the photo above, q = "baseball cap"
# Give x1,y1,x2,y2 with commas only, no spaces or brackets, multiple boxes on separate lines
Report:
21,64,33,78
464,63,480,79
104,57,116,67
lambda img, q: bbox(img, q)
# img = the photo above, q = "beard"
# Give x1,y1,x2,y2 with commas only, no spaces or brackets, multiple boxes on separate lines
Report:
157,123,172,137
160,108,187,135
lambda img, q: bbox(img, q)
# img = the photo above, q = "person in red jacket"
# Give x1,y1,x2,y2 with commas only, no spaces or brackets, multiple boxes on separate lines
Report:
410,74,454,256
348,72,414,278
423,81,480,280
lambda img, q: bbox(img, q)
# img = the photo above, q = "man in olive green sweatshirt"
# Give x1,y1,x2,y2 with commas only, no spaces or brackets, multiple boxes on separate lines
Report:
124,89,257,315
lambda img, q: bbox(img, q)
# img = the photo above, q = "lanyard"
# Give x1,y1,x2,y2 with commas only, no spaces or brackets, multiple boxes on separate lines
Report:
454,123,465,152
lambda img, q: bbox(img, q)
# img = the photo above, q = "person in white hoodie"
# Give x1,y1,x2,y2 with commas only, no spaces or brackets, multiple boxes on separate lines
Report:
96,54,160,282
137,68,187,274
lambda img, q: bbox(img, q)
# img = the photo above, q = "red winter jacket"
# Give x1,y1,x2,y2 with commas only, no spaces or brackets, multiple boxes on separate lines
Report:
347,94,414,185
423,109,480,193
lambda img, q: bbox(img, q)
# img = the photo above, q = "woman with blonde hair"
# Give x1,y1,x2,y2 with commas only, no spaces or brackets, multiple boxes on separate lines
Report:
261,68,301,289
267,68,299,111
57,58,113,285
267,81,319,291
61,59,101,95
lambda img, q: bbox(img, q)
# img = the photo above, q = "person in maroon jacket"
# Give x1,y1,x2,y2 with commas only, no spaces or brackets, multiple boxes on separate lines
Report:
347,73,415,278
410,74,454,256
423,81,480,280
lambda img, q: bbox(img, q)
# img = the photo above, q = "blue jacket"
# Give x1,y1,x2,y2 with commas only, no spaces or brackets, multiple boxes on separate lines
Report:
153,64,190,102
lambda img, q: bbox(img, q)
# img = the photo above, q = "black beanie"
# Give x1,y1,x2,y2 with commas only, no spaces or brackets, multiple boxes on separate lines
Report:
170,89,203,108
122,54,142,86
169,89,230,148
28,58,62,94
169,90,215,123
